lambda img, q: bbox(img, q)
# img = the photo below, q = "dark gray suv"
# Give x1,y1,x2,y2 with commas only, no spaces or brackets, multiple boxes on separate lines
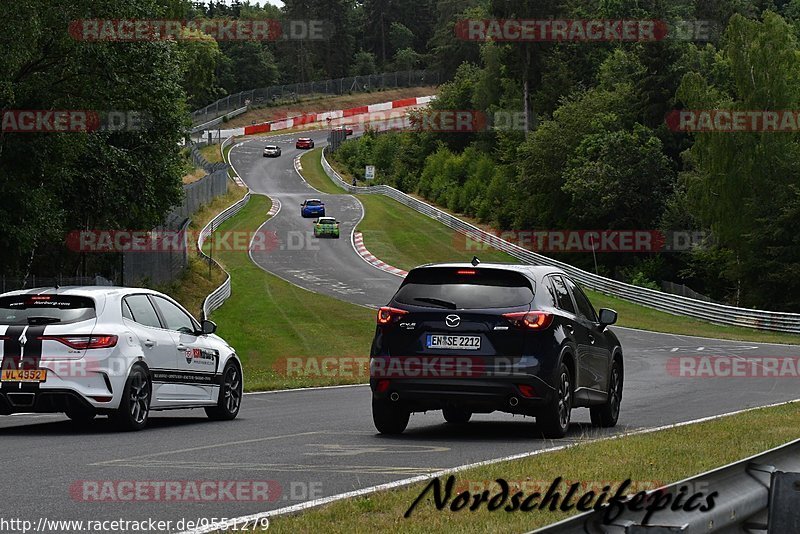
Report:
369,263,623,438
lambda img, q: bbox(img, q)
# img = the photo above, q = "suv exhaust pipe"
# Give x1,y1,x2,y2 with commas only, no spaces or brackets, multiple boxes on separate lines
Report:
509,396,519,407
390,392,400,402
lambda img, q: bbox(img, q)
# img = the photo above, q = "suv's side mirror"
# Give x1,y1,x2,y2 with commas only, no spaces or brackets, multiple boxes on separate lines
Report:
200,319,217,335
598,308,618,327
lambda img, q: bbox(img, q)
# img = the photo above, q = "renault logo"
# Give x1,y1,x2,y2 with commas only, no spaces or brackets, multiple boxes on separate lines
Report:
445,315,461,328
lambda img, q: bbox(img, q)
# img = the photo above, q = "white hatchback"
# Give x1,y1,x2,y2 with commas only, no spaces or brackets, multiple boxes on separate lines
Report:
0,287,242,430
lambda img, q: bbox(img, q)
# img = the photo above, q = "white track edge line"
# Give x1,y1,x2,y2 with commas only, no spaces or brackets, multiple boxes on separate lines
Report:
174,397,800,534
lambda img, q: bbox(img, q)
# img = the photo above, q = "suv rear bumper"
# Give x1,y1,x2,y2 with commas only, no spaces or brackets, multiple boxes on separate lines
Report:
369,375,556,415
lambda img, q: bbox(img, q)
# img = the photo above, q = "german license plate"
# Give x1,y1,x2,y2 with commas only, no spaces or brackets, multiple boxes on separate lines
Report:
1,369,47,382
426,335,481,350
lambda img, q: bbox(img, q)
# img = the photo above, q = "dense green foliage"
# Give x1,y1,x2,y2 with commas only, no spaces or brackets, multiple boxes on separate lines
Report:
1,0,188,279
332,1,800,310
182,0,442,105
4,0,800,310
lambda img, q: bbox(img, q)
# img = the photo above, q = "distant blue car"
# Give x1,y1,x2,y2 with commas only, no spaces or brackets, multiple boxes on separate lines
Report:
301,199,325,218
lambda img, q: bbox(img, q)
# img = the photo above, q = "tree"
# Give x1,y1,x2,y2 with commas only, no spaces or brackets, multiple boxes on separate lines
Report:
562,124,676,230
176,28,224,108
428,2,484,79
351,50,378,75
392,48,421,71
515,84,636,229
0,0,187,279
677,11,800,308
217,41,278,94
389,22,415,53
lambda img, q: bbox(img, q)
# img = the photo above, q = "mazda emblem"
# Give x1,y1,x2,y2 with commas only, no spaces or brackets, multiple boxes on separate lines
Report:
445,314,461,328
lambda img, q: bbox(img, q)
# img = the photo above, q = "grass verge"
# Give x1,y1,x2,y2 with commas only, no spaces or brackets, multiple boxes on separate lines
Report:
199,143,224,164
267,401,800,533
182,166,207,185
206,195,375,391
584,290,800,344
357,195,516,269
299,148,346,194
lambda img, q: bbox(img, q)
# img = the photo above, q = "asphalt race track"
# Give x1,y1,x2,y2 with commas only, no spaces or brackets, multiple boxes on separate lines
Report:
0,131,798,532
238,131,401,308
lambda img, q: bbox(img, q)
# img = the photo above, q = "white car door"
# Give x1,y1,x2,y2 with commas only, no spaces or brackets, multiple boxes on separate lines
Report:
121,294,179,405
149,295,216,402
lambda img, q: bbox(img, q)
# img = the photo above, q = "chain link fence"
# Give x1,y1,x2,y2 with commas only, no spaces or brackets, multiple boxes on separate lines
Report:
662,280,719,303
191,70,440,126
122,150,230,287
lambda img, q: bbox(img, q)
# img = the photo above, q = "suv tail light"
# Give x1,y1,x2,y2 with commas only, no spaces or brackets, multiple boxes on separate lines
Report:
39,335,118,349
377,307,408,325
502,311,553,330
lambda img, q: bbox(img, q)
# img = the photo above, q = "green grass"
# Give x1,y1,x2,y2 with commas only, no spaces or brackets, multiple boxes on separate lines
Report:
586,289,800,344
266,401,800,533
206,195,375,391
199,143,223,164
357,195,517,270
300,148,346,194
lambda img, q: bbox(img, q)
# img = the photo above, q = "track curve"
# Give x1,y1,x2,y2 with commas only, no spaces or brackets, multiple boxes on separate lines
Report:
230,130,400,308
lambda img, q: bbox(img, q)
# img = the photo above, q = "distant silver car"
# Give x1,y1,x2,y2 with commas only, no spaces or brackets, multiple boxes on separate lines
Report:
263,145,281,157
0,287,243,430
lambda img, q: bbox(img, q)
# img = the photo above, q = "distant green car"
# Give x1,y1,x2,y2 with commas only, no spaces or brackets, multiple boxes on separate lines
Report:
313,217,340,238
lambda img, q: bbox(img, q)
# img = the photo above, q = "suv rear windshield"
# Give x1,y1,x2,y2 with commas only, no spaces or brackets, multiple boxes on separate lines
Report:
0,295,97,325
394,268,534,309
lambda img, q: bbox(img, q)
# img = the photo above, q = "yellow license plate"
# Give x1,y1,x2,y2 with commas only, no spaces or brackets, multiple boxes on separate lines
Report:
1,369,47,382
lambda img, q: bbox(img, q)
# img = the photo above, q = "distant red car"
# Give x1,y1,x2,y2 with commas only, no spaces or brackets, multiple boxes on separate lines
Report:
333,126,354,136
296,137,315,149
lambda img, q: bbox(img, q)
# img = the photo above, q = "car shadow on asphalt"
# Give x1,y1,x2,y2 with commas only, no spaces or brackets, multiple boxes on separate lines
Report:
0,415,225,436
373,420,632,443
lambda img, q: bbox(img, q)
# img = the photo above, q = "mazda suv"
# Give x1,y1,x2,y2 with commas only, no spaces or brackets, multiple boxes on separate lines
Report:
369,263,623,438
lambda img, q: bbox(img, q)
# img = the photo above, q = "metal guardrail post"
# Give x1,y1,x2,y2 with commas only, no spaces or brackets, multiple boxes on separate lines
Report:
765,471,800,532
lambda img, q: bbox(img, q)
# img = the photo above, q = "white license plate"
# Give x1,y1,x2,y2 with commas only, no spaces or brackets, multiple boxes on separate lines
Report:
426,334,481,350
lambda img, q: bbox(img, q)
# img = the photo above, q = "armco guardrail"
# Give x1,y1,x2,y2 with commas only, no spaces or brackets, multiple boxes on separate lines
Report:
198,191,251,320
197,135,251,319
191,105,249,134
531,438,800,533
321,148,800,333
